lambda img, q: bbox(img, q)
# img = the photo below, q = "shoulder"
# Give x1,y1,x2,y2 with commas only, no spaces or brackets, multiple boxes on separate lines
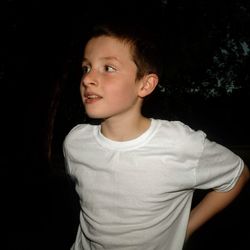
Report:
157,119,206,142
65,123,92,138
155,119,206,155
63,123,96,149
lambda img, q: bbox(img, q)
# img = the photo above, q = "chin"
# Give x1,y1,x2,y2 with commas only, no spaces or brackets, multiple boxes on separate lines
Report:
86,111,105,120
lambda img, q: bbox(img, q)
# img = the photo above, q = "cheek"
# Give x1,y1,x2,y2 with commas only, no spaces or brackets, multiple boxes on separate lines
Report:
109,74,137,95
109,84,136,103
79,84,85,99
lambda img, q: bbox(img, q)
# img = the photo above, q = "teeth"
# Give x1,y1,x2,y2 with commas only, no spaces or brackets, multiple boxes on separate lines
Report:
88,95,99,99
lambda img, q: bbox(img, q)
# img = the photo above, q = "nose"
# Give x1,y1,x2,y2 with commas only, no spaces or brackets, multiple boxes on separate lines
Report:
81,69,98,88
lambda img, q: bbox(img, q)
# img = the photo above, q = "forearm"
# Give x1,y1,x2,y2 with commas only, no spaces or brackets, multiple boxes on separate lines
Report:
186,164,250,239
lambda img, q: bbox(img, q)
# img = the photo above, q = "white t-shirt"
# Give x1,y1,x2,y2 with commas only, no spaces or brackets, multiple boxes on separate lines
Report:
63,119,244,250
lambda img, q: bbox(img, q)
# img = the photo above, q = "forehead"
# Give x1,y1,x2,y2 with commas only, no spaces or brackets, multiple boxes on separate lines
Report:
84,35,133,62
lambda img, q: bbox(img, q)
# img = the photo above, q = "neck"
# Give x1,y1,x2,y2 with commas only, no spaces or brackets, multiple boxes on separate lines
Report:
100,114,151,141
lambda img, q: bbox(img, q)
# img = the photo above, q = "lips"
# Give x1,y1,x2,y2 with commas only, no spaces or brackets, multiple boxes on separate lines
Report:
84,92,102,104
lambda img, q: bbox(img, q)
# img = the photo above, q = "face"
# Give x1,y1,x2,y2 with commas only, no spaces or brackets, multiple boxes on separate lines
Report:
80,35,143,120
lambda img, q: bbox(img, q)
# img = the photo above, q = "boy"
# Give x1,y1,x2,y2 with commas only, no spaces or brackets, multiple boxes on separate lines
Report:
63,22,249,250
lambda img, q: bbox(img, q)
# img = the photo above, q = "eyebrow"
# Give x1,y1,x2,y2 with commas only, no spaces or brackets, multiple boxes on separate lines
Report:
82,56,120,64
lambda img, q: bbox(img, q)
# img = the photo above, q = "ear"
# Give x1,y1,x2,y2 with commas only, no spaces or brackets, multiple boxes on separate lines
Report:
138,73,159,98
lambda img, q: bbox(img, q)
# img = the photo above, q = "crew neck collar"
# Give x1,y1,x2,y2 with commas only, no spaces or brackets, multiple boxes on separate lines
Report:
93,118,159,151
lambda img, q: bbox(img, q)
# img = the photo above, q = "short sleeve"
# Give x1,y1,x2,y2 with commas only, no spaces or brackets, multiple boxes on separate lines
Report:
63,139,71,175
62,124,84,176
195,138,244,192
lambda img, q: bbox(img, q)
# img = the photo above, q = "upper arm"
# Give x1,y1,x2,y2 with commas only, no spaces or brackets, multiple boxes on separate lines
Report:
235,164,250,189
195,139,245,191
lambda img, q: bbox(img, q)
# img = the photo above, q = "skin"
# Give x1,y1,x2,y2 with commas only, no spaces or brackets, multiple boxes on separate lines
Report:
80,35,250,239
186,164,250,239
80,35,158,141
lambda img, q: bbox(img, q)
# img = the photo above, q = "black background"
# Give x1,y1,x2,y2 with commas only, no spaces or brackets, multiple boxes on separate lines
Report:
2,1,250,249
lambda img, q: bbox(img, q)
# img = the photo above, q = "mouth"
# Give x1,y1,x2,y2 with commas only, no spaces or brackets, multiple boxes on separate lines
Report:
84,93,102,104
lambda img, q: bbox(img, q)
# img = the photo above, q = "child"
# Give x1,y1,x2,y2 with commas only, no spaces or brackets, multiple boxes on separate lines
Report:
63,21,249,250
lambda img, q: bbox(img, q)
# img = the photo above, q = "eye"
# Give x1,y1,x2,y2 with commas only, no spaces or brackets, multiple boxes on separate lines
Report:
82,65,91,74
104,65,116,72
